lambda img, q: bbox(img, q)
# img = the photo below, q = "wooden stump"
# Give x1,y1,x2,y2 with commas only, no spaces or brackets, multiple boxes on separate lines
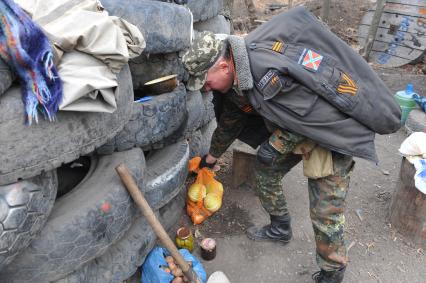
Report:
390,158,426,248
232,144,257,189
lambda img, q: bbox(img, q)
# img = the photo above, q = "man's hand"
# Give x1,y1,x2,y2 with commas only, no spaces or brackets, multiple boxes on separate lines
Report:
200,154,218,169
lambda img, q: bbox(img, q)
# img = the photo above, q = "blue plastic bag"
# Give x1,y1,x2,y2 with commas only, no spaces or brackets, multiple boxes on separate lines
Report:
413,159,426,194
141,246,207,283
413,93,426,112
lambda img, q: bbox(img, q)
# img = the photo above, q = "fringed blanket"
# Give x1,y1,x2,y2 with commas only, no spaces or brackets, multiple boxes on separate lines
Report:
0,0,62,124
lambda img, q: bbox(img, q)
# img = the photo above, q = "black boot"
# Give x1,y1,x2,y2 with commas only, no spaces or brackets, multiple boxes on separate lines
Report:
312,267,346,283
246,214,292,244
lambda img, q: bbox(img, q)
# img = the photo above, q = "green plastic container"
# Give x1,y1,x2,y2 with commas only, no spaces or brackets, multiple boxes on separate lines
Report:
394,84,417,125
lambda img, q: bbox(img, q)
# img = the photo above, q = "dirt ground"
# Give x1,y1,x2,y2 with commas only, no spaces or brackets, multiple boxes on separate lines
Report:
175,1,426,283
187,130,425,283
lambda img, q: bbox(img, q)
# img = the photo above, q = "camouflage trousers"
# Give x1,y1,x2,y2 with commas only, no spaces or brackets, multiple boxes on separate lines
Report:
254,150,354,271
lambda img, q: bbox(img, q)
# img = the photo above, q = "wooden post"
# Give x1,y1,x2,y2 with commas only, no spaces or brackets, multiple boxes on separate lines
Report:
288,0,293,9
389,158,426,249
321,0,331,23
361,0,386,60
244,0,257,29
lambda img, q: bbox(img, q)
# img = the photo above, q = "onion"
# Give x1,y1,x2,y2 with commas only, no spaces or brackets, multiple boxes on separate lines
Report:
192,214,205,225
168,262,177,270
165,256,174,264
206,181,224,198
203,193,222,212
187,183,206,202
172,267,183,277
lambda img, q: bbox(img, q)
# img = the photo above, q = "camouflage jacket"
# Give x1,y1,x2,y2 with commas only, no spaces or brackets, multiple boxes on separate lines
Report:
209,88,262,158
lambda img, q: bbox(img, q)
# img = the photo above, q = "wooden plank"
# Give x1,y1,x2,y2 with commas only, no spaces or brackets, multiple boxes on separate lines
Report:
367,41,424,67
364,1,426,19
360,12,426,36
368,51,412,67
383,2,426,17
232,146,257,189
367,39,425,59
359,26,425,51
386,0,426,7
359,2,426,67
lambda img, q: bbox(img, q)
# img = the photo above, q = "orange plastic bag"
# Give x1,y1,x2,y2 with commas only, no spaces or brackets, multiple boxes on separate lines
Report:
186,157,224,225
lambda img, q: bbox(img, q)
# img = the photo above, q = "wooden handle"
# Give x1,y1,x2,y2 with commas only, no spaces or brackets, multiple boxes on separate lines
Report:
115,164,202,283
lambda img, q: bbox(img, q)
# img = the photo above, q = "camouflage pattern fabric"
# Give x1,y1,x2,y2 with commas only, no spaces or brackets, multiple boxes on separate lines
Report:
210,93,247,158
308,152,354,271
209,88,263,158
269,129,305,155
255,152,302,215
182,31,224,91
255,147,354,271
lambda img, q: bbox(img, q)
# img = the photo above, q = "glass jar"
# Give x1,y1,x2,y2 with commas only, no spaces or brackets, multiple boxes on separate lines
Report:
175,227,194,252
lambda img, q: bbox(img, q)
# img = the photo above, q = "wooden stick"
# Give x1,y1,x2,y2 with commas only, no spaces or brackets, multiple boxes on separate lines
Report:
361,0,386,60
321,0,330,23
115,164,202,283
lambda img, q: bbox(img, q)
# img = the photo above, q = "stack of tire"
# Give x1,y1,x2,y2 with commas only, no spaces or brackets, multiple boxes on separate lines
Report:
0,0,228,282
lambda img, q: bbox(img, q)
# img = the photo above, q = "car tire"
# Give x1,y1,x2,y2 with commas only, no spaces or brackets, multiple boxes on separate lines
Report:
0,171,57,270
0,148,146,283
188,119,217,158
144,141,189,209
194,15,231,34
97,84,187,154
187,0,223,22
55,188,186,283
129,52,189,91
53,141,189,283
102,0,192,54
156,90,215,149
0,65,134,186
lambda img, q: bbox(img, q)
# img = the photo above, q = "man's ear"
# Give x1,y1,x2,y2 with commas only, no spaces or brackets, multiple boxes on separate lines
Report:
218,59,231,73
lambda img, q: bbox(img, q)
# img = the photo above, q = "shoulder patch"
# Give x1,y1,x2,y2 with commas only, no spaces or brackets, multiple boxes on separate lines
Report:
257,69,275,90
271,41,285,53
337,72,358,96
298,48,323,72
257,70,282,100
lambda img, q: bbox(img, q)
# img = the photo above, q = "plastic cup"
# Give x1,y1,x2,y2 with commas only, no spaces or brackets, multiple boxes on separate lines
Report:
394,84,417,125
400,106,414,125
395,95,417,108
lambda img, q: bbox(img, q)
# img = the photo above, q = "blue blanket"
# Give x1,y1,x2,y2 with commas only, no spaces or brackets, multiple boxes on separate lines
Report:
0,0,62,124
